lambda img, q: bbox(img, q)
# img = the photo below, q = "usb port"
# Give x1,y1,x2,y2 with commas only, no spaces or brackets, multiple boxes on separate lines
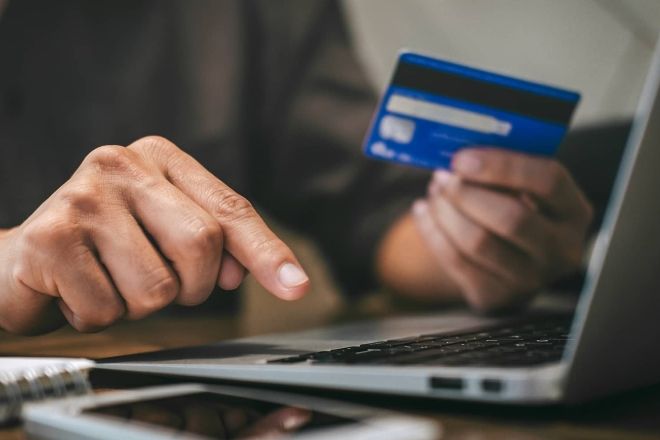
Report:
429,377,464,390
481,379,503,393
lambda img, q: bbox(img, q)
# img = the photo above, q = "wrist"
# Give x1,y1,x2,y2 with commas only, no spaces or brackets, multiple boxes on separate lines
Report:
376,213,463,304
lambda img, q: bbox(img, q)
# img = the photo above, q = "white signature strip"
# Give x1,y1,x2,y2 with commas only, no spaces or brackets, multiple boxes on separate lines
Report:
386,94,512,136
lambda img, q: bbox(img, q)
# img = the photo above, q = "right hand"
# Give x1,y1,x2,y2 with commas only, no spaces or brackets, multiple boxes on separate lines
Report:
0,136,310,334
411,148,593,312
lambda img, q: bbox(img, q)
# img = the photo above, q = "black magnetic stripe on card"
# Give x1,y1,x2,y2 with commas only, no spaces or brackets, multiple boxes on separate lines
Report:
392,61,577,125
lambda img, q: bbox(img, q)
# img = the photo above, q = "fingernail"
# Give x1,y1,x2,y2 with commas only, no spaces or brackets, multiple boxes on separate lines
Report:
454,153,482,174
278,263,309,289
433,170,451,189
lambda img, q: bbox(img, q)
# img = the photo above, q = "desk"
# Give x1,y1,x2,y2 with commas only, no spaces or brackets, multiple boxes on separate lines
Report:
2,313,660,440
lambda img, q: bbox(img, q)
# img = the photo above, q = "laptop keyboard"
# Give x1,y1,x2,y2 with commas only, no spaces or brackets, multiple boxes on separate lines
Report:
268,316,572,367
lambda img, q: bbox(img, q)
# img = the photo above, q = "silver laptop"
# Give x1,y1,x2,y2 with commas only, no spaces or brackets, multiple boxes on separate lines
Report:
98,42,660,405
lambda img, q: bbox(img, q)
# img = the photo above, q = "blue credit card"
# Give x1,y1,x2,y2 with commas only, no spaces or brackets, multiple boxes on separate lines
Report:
363,52,581,169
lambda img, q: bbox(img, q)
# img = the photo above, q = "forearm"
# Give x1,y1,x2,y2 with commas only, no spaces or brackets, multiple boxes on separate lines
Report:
376,213,463,304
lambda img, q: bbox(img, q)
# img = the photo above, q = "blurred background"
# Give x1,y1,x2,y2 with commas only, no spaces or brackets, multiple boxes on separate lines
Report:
346,0,660,126
241,0,660,337
0,0,657,349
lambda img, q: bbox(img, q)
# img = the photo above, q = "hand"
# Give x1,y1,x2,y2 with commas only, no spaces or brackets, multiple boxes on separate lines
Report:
412,148,593,312
0,136,309,334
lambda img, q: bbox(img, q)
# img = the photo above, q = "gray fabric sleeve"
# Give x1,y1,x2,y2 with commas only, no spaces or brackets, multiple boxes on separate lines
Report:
244,0,430,296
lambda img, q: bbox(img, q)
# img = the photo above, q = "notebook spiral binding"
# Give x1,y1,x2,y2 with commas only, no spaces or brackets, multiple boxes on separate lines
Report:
0,362,91,423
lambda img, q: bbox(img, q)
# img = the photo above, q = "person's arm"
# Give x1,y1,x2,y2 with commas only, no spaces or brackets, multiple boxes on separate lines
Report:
0,136,309,335
244,0,430,296
246,1,592,311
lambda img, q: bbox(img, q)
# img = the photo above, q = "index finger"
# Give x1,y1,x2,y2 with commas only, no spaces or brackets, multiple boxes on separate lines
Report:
128,136,309,300
451,147,591,219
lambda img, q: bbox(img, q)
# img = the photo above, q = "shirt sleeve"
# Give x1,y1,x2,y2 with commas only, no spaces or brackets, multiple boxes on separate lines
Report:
243,0,430,296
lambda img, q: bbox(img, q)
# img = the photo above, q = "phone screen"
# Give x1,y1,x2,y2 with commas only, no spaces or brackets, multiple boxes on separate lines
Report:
84,392,362,438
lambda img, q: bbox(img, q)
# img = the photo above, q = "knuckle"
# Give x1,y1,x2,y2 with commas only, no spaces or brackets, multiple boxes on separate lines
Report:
250,234,293,267
211,190,255,222
22,216,84,250
135,269,179,314
137,135,174,149
439,245,471,282
177,287,213,307
441,176,462,199
67,242,95,268
501,202,532,238
442,240,465,269
76,307,123,331
252,235,279,255
130,135,178,157
465,227,493,255
95,307,124,327
59,184,103,217
84,145,134,174
182,219,223,258
546,160,565,178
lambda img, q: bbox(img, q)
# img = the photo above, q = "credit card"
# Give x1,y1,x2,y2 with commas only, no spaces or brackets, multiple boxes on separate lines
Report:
363,51,580,169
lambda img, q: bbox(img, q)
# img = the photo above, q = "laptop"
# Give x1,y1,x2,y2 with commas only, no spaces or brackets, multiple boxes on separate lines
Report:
98,41,660,405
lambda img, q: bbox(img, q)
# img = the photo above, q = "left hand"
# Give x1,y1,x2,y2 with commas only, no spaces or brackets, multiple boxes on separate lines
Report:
412,147,593,312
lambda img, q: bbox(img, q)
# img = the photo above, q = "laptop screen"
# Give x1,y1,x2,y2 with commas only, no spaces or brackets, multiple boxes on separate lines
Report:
551,38,659,296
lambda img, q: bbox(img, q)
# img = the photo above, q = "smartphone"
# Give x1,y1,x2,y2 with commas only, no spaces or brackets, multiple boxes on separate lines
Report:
23,383,440,439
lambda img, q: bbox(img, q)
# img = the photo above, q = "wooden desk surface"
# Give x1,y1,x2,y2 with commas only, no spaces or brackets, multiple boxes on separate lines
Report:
2,313,660,440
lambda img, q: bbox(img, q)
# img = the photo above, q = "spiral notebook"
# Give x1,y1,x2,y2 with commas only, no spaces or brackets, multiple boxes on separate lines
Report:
0,357,94,424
